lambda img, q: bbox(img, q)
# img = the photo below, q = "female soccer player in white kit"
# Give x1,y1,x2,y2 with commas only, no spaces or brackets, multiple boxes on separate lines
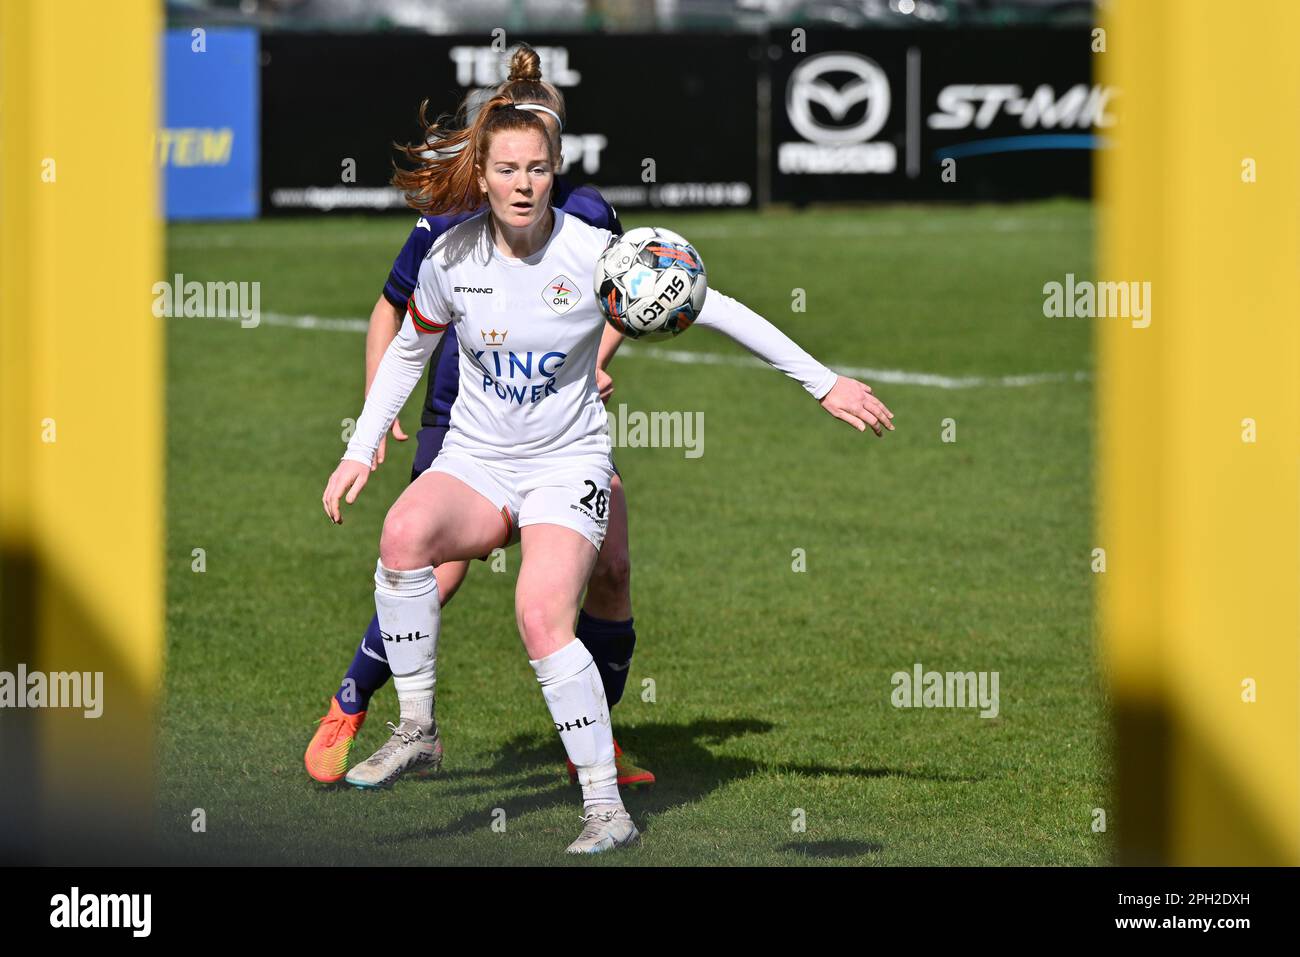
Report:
323,87,896,853
324,96,647,853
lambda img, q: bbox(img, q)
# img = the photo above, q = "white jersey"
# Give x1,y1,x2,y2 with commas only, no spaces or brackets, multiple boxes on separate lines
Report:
346,208,613,468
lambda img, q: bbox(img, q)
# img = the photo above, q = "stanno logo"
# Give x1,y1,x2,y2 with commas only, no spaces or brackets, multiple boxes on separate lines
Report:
542,275,581,314
455,286,494,294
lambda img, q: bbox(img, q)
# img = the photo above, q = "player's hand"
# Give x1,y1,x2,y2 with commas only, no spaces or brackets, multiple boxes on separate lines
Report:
596,368,615,404
820,375,895,437
375,416,408,469
323,458,372,524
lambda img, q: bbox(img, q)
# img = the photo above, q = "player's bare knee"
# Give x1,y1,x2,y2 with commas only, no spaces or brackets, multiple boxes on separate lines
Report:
516,601,550,641
516,601,566,650
379,509,433,569
591,549,631,596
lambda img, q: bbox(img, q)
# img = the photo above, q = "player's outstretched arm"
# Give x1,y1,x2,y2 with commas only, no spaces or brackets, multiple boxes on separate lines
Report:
695,288,894,436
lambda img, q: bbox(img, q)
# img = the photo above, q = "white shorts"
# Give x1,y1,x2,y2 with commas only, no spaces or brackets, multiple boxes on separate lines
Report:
427,449,614,552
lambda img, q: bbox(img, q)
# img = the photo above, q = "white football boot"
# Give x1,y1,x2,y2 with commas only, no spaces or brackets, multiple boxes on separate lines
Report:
345,718,442,789
565,805,640,855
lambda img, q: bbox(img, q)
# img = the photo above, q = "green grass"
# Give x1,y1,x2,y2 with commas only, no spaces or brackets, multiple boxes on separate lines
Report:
158,200,1109,865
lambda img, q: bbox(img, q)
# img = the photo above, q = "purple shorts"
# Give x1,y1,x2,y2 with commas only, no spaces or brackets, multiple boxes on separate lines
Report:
409,426,449,484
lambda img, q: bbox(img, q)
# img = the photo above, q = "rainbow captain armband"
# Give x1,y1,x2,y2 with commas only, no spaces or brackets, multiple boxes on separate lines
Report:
408,296,449,334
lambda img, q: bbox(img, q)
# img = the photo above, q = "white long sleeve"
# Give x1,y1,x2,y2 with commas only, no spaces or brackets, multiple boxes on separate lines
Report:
345,245,454,466
344,313,442,467
694,288,839,400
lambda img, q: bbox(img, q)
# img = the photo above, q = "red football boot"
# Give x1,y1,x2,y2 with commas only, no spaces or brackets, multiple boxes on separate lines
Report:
566,737,656,789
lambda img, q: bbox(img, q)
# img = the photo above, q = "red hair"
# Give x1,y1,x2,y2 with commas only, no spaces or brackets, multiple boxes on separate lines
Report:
392,46,566,215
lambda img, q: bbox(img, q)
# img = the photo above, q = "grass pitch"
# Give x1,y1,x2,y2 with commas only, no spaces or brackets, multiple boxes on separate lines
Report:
158,200,1108,865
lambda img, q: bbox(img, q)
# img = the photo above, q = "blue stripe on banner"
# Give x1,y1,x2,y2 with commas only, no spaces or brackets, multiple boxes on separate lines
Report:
934,134,1110,161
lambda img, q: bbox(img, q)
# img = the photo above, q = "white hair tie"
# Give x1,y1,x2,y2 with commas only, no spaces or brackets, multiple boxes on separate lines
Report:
514,103,563,131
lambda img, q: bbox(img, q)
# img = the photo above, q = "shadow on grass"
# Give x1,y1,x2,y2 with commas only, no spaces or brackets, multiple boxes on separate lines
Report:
778,839,884,858
376,716,978,848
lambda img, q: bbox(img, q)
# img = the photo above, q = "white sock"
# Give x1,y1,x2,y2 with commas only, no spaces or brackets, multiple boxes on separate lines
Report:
396,690,433,725
530,639,620,811
374,561,438,729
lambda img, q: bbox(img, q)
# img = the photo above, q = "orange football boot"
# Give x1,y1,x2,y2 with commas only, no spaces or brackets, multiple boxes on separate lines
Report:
567,737,656,789
305,697,367,783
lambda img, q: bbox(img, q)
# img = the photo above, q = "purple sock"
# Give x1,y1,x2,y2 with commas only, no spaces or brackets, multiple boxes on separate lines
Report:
336,614,393,715
575,610,636,708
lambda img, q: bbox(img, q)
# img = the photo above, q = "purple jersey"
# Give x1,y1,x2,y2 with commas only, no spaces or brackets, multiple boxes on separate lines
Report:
381,179,622,429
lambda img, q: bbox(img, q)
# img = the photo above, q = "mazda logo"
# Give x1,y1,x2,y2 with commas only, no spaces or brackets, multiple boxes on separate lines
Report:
786,53,891,144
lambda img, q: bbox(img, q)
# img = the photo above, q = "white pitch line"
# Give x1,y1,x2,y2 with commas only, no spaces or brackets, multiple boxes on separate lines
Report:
204,312,1089,391
625,343,1089,389
261,312,369,333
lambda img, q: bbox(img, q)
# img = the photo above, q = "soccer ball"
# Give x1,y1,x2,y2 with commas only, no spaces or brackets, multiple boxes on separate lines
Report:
593,227,708,340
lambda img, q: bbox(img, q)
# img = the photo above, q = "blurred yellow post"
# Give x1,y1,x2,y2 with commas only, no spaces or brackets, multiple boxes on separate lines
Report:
0,0,162,861
1098,0,1300,863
